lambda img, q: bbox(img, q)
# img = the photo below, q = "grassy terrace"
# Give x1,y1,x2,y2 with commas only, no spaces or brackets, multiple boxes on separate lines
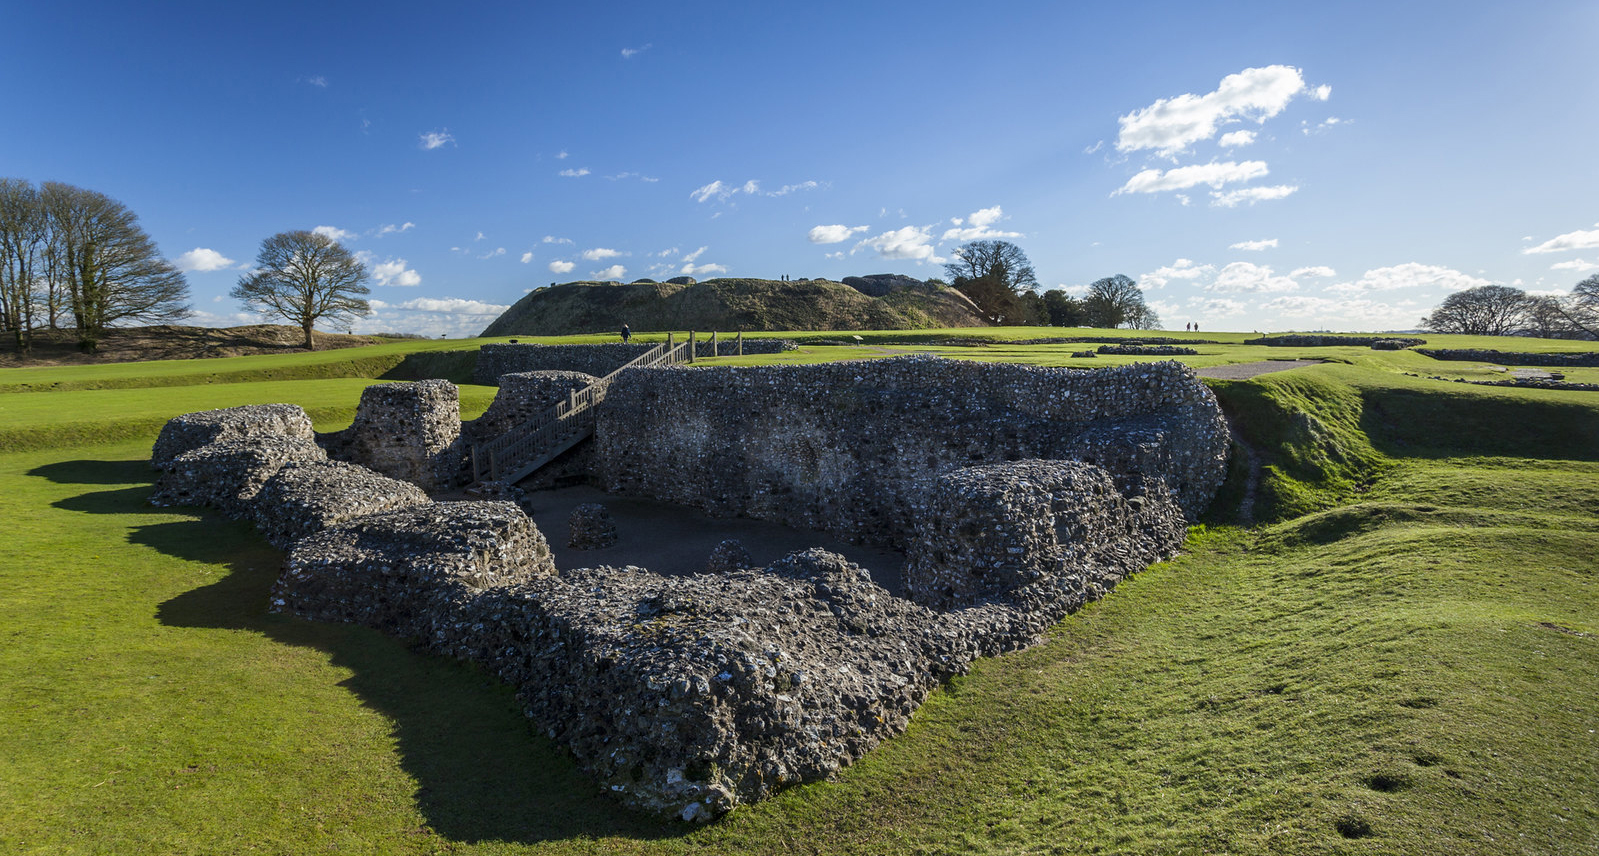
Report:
1,330,1595,854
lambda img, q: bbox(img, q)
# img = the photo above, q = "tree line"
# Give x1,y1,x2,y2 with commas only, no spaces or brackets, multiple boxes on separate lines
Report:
0,179,191,352
942,240,1161,329
1421,277,1599,339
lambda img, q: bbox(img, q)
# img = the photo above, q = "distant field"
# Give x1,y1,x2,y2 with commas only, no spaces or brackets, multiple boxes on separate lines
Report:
1,330,1595,854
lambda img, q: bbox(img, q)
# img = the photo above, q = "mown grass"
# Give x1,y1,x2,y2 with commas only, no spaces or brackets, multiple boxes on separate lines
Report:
1,332,1597,854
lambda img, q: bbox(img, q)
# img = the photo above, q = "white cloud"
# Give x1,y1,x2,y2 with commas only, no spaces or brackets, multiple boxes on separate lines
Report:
175,248,236,273
559,167,591,177
1524,224,1599,254
940,205,1023,241
371,258,422,287
312,225,357,242
654,247,680,258
520,252,534,264
1208,261,1298,294
1229,238,1278,251
478,247,506,260
682,246,708,263
1312,84,1332,101
1290,266,1337,278
419,129,455,150
824,251,845,260
691,178,816,203
555,150,569,159
592,264,627,280
304,75,328,88
691,180,733,203
1190,297,1248,315
808,224,869,244
1218,130,1257,148
1116,65,1311,156
1211,184,1299,207
1115,161,1269,195
1327,263,1491,296
582,247,623,260
621,43,652,58
542,235,573,245
1141,258,1213,289
474,231,486,241
358,296,509,338
375,222,415,236
681,261,727,276
855,226,940,263
1083,140,1104,155
1261,295,1413,329
548,260,575,274
770,180,820,196
1551,258,1599,272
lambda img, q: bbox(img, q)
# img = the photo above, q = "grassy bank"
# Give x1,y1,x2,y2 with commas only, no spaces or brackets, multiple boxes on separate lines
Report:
1,337,1596,853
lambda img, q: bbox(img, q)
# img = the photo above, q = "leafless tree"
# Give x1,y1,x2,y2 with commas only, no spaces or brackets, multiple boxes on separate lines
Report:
0,179,45,352
1083,274,1160,329
1555,274,1599,339
1420,285,1530,336
232,230,370,349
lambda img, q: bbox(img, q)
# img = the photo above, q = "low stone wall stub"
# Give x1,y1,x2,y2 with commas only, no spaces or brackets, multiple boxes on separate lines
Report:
150,436,327,519
252,460,432,549
151,403,316,467
318,379,464,492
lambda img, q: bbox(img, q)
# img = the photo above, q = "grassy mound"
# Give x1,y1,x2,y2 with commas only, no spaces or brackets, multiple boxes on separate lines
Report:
480,278,987,336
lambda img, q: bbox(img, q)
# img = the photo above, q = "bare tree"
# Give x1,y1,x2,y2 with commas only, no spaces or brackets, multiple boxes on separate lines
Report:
0,178,45,352
233,230,370,349
1082,274,1159,329
944,240,1041,325
1555,274,1599,339
1421,285,1529,335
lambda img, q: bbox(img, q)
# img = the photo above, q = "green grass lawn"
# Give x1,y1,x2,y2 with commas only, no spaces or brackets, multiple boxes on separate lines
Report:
2,334,1596,854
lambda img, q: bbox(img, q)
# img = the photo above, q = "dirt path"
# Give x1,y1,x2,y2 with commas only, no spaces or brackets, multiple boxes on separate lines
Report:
1195,359,1322,380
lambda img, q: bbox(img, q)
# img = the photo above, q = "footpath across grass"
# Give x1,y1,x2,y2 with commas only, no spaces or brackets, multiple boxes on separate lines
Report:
1,338,1596,854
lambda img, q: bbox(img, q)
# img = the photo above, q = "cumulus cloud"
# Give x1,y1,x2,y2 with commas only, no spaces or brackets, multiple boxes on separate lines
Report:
1551,258,1599,272
1326,263,1491,296
1211,184,1298,207
1218,130,1257,148
592,264,627,280
1291,266,1337,278
548,260,575,274
1229,238,1278,251
555,150,569,159
371,258,422,287
419,129,455,150
520,252,533,264
360,296,509,338
542,235,573,245
1115,161,1269,195
1524,224,1599,254
375,222,415,236
682,261,727,276
558,167,591,177
581,247,623,260
1312,84,1332,101
808,224,869,244
1208,262,1298,294
855,226,941,263
1261,295,1412,329
940,205,1023,241
175,248,236,273
1116,65,1313,156
1141,258,1213,289
312,225,357,242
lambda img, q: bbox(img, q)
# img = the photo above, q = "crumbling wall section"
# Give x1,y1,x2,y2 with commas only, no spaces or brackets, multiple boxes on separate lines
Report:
473,339,797,385
595,356,1228,549
318,379,464,492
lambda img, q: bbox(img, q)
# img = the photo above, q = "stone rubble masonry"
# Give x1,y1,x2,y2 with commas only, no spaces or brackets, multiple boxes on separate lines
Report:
903,461,1187,610
473,340,797,386
1245,334,1427,349
461,370,598,490
1416,348,1599,368
595,355,1228,550
707,538,753,573
151,403,316,467
252,460,432,549
567,502,618,549
273,501,556,641
318,379,465,492
150,351,1231,823
150,436,327,519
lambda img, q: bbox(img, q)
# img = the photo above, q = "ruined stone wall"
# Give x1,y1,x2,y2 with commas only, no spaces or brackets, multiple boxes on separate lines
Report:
595,356,1228,550
317,379,464,492
473,339,797,385
1417,348,1599,367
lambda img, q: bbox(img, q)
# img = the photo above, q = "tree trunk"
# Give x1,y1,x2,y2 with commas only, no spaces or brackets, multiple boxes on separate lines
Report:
302,320,315,350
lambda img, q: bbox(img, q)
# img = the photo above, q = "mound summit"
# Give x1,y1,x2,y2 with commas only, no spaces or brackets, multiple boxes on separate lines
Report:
480,275,987,336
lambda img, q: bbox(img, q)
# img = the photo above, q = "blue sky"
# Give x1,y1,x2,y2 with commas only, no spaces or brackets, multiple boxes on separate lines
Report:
4,1,1596,336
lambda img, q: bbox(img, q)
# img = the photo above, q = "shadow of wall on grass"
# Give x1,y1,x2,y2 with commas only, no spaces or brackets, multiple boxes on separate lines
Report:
36,457,684,847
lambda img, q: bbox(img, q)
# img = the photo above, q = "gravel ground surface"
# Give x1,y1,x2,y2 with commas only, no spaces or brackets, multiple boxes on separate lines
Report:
1195,359,1323,380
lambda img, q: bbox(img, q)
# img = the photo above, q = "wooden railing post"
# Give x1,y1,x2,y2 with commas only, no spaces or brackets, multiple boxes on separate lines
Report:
737,331,743,357
688,330,696,363
710,330,718,356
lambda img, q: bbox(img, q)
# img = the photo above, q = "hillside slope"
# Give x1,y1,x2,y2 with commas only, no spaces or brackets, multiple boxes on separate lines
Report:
480,277,987,336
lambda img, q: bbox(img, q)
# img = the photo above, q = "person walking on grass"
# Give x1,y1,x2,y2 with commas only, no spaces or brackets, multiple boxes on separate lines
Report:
620,323,631,343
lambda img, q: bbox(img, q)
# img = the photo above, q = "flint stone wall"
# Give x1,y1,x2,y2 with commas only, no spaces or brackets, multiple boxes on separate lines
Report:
253,460,432,549
151,404,316,467
473,340,797,385
1416,348,1599,368
595,356,1227,551
1245,334,1427,348
318,379,464,492
150,436,327,518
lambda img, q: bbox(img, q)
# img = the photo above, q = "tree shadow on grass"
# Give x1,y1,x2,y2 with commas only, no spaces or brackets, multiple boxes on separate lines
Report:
37,458,685,846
